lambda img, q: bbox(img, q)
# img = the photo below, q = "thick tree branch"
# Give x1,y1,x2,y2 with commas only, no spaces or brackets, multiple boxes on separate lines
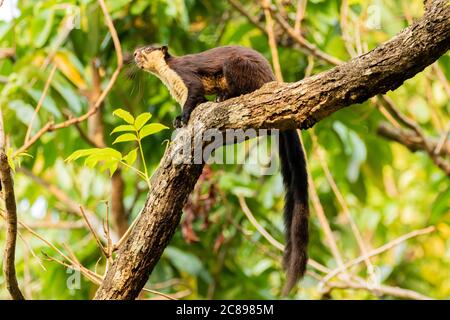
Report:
94,0,450,299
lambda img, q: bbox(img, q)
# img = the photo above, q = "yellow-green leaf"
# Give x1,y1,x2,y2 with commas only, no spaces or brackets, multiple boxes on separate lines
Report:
108,162,118,177
123,148,138,166
84,154,103,168
139,123,169,139
112,133,138,144
97,148,123,160
17,152,33,158
100,159,120,176
111,124,135,134
134,113,152,130
113,108,134,124
53,51,87,90
6,149,15,173
66,148,99,162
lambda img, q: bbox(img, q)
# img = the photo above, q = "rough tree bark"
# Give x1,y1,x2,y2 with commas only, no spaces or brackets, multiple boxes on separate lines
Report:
0,153,25,300
94,0,450,299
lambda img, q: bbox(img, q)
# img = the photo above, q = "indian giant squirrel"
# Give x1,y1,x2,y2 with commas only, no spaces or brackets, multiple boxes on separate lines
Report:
134,45,309,294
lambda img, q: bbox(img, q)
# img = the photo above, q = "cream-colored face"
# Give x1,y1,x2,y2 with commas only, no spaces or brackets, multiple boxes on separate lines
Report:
134,46,188,107
134,48,166,73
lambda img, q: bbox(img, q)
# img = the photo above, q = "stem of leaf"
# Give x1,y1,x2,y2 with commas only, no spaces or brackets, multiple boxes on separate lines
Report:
119,161,147,182
137,138,151,190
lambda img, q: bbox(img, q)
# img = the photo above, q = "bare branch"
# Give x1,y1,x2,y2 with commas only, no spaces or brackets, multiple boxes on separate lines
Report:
311,132,376,280
377,122,450,157
238,195,284,251
262,0,284,81
24,65,57,143
273,11,344,66
321,226,435,285
294,0,307,35
379,96,450,176
326,281,432,300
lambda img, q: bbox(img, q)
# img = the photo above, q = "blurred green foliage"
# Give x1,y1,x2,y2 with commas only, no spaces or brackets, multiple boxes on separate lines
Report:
0,0,449,299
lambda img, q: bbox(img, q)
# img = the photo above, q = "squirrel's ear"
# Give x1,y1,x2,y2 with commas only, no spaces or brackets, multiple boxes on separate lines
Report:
161,45,168,54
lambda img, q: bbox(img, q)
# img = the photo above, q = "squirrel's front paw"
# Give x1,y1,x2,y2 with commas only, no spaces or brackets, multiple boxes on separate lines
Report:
173,116,183,128
173,113,190,128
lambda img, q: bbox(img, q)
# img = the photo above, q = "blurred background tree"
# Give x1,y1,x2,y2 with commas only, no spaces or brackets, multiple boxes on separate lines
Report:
0,0,448,299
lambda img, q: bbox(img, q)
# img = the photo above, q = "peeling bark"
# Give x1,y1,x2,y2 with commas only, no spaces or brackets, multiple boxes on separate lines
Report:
94,0,450,299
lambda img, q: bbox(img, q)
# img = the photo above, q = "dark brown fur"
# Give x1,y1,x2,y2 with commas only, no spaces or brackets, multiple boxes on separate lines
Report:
164,46,276,125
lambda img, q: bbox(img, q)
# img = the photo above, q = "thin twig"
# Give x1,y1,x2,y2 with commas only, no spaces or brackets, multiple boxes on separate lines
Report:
238,195,284,251
379,96,450,176
294,0,307,35
228,0,266,33
79,206,109,260
103,202,114,270
228,0,342,66
24,64,57,143
377,122,450,157
262,0,284,82
326,281,432,300
273,11,343,66
311,131,376,281
434,121,450,155
321,226,435,286
237,195,329,274
340,0,356,57
304,156,347,270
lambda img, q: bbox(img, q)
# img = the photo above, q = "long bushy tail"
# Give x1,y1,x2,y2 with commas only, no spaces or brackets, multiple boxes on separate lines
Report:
278,130,309,295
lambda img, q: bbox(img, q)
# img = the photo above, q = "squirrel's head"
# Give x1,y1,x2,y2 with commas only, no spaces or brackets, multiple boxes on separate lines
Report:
134,45,170,73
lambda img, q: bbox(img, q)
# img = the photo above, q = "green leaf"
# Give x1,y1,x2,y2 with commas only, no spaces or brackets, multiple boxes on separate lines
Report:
82,148,122,168
32,9,55,48
112,133,138,144
108,162,118,177
111,124,135,134
84,154,103,168
100,160,120,177
123,148,138,166
113,108,134,124
139,123,169,139
134,112,152,130
165,247,204,276
65,148,99,162
17,152,33,158
25,88,61,118
51,73,82,113
96,148,123,160
66,148,122,162
9,100,38,127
